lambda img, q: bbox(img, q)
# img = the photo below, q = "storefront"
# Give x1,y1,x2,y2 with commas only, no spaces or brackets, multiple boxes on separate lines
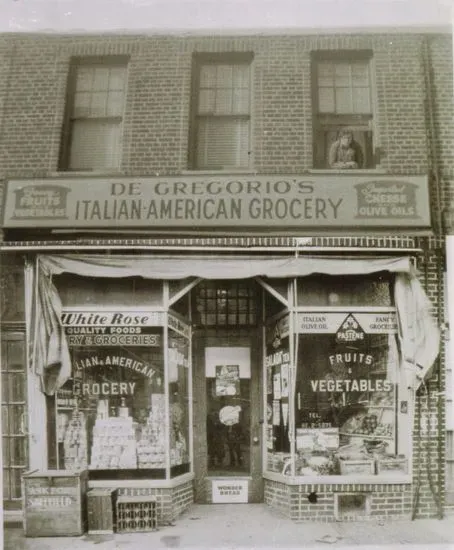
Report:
0,173,441,522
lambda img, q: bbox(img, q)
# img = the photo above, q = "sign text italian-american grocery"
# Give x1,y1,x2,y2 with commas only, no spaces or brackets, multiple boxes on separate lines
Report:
2,175,431,229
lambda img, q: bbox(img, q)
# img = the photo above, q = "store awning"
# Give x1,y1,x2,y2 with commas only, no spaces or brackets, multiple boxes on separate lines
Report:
38,253,414,279
28,254,440,395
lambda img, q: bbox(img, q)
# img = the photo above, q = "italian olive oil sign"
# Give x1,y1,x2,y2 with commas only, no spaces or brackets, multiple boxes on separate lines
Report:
3,175,430,229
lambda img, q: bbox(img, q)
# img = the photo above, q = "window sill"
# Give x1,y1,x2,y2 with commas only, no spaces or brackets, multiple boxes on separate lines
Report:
308,168,388,176
49,170,124,178
88,472,194,489
180,169,256,176
263,471,412,485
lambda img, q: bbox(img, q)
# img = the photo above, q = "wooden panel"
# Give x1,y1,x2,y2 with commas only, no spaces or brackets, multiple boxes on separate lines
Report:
22,470,88,537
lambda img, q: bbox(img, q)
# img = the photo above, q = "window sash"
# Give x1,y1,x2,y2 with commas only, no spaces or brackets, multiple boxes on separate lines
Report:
195,115,250,170
68,119,122,171
317,61,372,115
62,62,127,171
192,60,251,170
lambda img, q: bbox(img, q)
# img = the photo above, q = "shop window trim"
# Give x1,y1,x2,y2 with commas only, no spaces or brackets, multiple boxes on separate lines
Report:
189,52,254,171
59,56,129,172
311,50,379,170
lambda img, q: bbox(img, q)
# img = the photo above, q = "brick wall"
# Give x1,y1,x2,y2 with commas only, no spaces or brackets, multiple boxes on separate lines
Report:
265,480,412,521
0,31,452,182
117,482,193,525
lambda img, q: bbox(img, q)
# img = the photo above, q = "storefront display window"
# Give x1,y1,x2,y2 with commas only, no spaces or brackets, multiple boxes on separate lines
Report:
294,323,399,476
265,315,292,473
56,319,166,478
168,320,191,477
264,274,410,479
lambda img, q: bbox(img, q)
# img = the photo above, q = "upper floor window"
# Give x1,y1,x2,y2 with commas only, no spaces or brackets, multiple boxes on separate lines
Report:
59,57,128,172
312,51,375,170
190,53,253,171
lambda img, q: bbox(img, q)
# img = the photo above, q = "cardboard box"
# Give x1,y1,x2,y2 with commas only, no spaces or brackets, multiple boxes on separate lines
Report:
376,457,408,476
339,459,375,476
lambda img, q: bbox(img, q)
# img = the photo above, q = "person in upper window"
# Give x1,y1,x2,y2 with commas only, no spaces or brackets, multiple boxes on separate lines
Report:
328,129,364,169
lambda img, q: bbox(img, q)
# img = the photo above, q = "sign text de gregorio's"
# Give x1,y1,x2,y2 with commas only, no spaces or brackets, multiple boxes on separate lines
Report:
3,175,430,229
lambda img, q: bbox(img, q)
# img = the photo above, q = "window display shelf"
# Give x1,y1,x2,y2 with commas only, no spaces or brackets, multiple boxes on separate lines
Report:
339,432,393,441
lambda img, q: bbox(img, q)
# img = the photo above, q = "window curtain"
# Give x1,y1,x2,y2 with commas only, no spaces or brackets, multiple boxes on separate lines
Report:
29,254,439,395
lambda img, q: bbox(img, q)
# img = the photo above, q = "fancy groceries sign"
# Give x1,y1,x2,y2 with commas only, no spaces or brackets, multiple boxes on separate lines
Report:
2,174,430,228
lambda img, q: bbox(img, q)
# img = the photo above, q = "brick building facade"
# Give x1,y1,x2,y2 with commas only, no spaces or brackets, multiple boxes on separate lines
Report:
0,28,453,526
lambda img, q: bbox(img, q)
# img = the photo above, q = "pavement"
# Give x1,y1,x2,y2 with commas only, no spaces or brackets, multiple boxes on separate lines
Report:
3,504,454,550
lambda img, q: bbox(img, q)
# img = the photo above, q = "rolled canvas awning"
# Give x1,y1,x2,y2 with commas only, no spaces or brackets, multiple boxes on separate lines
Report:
28,254,439,395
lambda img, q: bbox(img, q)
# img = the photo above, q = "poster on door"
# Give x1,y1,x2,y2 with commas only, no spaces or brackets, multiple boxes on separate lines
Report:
215,365,240,396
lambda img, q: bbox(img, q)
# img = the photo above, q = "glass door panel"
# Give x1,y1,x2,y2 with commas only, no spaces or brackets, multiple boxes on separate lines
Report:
206,376,251,475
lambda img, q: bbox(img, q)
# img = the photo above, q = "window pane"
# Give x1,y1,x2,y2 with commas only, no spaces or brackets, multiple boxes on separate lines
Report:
216,65,233,86
109,67,126,90
200,65,216,87
317,62,334,86
293,330,398,476
10,469,22,499
76,67,94,92
8,405,24,434
2,374,8,403
9,373,25,402
90,92,108,116
69,120,121,171
73,92,91,118
2,438,9,465
318,88,335,113
10,438,26,466
198,89,215,114
351,62,369,86
106,91,125,116
93,67,110,91
196,117,249,169
335,87,353,113
215,89,233,114
2,469,10,500
57,335,165,473
353,87,371,114
335,63,351,87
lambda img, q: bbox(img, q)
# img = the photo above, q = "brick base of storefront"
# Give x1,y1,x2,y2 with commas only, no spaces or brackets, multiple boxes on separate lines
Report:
264,478,412,521
116,479,194,525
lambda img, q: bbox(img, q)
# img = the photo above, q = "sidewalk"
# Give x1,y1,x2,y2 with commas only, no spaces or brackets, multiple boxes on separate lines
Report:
4,503,454,550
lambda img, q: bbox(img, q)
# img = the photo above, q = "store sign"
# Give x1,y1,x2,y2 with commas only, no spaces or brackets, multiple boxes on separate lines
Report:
2,175,431,229
61,310,165,327
297,312,397,334
212,479,248,503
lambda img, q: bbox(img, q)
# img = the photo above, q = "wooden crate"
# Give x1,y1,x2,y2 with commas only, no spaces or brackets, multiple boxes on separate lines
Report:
87,488,117,534
22,469,88,537
339,459,375,476
116,495,158,532
376,457,408,476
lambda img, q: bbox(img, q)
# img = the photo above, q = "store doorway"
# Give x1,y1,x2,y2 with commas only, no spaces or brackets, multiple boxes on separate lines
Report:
191,280,263,503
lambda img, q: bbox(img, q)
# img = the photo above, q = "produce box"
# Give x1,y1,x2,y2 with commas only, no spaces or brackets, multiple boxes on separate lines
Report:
22,469,88,537
339,459,374,476
376,456,408,475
